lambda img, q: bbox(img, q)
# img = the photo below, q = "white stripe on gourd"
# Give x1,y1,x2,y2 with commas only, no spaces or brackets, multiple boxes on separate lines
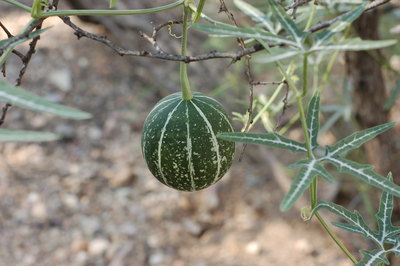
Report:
157,99,183,185
185,101,196,191
142,99,179,160
195,98,234,132
190,100,222,184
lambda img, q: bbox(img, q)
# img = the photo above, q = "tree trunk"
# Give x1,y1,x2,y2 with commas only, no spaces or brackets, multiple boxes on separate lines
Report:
345,9,400,184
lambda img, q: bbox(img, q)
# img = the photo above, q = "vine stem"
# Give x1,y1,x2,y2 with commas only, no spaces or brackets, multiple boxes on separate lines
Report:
258,38,357,264
180,4,193,100
299,52,358,264
315,212,358,264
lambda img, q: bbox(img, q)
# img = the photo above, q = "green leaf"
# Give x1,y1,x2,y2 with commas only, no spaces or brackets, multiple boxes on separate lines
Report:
218,132,307,152
0,129,59,142
0,27,51,67
314,5,366,46
267,0,304,45
193,0,206,23
0,81,92,120
306,93,320,150
289,159,334,183
234,0,275,33
325,122,395,157
355,249,389,266
191,23,298,47
254,49,301,64
313,177,400,265
384,81,400,111
325,156,400,198
376,174,400,243
311,38,397,52
280,159,318,211
109,0,119,8
312,201,380,244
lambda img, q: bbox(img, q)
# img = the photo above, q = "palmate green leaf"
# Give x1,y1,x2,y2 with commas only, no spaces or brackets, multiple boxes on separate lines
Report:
314,177,400,265
254,48,301,63
218,132,307,152
0,81,92,120
191,23,298,47
355,249,390,266
306,93,320,150
109,0,119,8
312,201,380,244
289,159,334,183
326,122,395,157
325,156,400,198
267,0,305,45
0,129,59,142
311,38,397,52
314,5,366,46
233,0,275,33
280,159,319,211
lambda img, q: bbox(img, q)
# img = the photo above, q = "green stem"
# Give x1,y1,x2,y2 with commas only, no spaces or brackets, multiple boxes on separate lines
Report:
249,78,287,131
4,0,185,17
193,0,206,23
299,52,357,264
2,0,32,12
180,5,193,100
302,54,309,97
315,212,358,264
304,0,317,31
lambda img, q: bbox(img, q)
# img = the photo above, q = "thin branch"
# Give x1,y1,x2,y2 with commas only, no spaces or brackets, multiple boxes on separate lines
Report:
252,81,284,86
0,21,13,38
0,19,44,126
59,16,270,63
274,81,290,131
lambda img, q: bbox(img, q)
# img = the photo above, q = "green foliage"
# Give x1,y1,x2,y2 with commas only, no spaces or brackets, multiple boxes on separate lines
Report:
306,93,320,150
313,175,400,265
0,129,59,142
0,27,51,67
109,0,119,8
218,132,306,152
0,81,91,120
219,94,400,211
193,1,397,64
384,81,400,111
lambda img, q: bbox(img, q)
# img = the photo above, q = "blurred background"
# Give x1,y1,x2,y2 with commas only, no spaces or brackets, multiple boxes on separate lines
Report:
1,0,399,265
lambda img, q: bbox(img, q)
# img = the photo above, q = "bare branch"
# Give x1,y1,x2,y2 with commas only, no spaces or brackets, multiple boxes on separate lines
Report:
0,19,44,126
59,16,271,63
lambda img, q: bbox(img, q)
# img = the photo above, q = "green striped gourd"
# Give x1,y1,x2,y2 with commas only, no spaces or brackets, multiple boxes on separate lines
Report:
141,92,235,191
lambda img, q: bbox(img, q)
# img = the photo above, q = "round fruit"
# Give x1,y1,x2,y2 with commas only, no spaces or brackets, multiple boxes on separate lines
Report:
141,92,235,191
